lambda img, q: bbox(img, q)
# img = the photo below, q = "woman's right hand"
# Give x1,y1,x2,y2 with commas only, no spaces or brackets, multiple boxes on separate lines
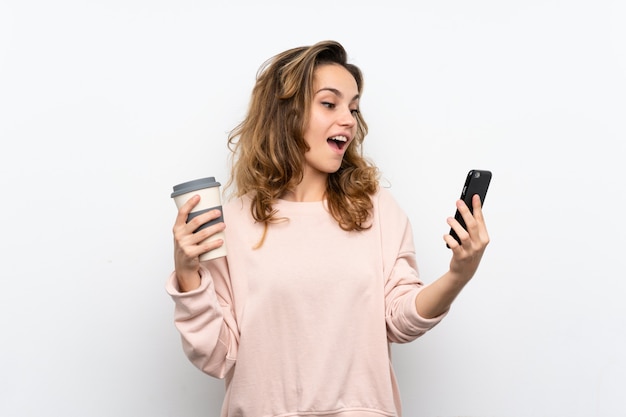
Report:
172,194,226,292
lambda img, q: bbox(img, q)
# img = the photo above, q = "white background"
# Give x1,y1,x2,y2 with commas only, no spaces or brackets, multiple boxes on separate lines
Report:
1,1,625,416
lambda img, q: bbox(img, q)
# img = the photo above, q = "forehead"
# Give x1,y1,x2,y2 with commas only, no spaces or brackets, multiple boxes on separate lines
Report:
313,64,359,96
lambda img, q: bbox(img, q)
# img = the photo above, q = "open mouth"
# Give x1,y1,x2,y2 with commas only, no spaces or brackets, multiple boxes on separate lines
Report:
327,135,348,151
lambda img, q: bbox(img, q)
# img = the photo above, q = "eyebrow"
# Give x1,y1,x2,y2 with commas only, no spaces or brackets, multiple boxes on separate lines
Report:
315,87,360,102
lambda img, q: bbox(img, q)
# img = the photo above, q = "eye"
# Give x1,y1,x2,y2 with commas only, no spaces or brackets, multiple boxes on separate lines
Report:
321,101,335,109
350,108,360,117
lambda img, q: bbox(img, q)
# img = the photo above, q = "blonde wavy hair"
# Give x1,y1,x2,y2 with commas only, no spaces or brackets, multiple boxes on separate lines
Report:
226,40,379,241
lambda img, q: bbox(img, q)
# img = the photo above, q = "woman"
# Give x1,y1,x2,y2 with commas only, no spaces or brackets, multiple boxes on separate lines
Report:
167,40,489,417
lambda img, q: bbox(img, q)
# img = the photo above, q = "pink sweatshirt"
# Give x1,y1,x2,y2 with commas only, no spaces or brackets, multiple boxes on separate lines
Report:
166,187,446,417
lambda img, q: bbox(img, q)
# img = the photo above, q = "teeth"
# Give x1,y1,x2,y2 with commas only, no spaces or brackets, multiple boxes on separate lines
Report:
329,136,348,142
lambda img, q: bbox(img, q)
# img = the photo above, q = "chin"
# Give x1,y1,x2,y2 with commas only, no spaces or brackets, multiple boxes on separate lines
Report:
326,163,343,174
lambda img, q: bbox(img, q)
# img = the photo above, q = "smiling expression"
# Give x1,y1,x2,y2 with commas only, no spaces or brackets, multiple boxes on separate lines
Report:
302,63,360,178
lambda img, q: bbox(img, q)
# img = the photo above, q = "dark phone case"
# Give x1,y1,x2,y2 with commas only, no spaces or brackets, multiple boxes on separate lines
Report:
448,170,492,246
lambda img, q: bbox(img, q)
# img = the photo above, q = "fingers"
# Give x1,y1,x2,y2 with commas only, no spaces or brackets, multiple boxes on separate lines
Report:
443,232,461,249
175,217,224,250
446,212,470,248
445,195,490,281
468,194,489,246
174,194,200,227
172,194,225,265
446,195,490,249
470,194,486,223
173,195,221,234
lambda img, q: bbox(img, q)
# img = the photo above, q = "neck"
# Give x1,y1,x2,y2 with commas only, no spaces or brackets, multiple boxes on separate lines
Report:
281,170,327,202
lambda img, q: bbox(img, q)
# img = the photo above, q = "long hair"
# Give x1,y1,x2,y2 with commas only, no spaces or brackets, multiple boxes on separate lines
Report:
226,40,379,241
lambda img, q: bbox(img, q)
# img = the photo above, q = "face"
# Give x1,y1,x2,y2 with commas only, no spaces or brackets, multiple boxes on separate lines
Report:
302,63,360,177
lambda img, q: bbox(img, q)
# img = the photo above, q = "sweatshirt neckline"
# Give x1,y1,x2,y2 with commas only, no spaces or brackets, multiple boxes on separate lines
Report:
274,198,328,213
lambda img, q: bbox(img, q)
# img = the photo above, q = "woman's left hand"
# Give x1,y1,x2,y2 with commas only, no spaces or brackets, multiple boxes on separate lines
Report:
444,194,490,283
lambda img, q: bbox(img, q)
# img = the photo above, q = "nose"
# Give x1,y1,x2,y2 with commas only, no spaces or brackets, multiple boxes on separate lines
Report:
339,107,357,128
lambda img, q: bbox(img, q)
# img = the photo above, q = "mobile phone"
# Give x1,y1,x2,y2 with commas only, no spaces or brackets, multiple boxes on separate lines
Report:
448,169,492,247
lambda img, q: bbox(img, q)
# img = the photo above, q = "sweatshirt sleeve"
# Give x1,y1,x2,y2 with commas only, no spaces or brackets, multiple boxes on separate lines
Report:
165,258,239,379
377,188,448,343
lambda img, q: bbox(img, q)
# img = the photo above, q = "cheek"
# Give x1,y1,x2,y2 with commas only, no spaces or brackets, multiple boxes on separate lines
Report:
304,117,326,143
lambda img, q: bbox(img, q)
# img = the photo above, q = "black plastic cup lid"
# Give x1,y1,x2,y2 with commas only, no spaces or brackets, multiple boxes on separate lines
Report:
171,177,221,198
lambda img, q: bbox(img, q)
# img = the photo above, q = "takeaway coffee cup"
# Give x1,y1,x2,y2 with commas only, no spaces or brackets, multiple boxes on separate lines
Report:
171,176,227,261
